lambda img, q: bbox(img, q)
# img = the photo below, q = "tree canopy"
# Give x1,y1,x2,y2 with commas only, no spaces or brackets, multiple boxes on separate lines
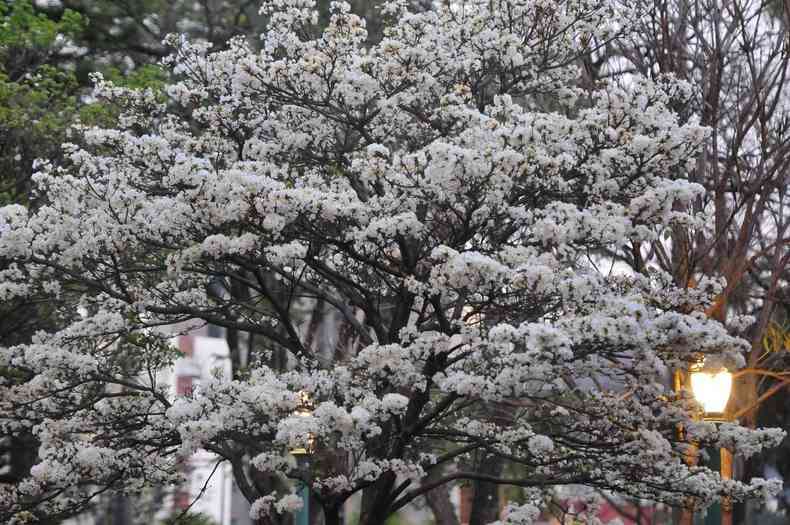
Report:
0,1,786,524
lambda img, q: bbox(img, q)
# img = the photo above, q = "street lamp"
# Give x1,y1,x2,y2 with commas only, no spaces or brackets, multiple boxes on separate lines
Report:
689,366,733,421
290,391,316,455
291,391,315,525
687,364,735,525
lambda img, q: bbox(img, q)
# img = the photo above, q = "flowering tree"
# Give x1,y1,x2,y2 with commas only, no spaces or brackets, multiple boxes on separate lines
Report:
599,1,790,518
0,1,785,524
612,0,790,428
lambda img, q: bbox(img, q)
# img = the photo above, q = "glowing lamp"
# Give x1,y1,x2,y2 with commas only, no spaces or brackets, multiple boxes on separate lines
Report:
689,367,733,421
290,391,314,525
291,391,316,457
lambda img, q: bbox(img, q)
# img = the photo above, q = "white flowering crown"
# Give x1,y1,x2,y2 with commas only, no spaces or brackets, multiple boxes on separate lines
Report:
0,0,783,524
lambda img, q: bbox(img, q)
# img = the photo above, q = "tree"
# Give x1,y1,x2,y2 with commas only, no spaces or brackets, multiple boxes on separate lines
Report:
595,0,790,517
0,0,85,207
0,2,171,503
0,1,785,524
611,0,790,424
0,0,86,493
0,1,412,522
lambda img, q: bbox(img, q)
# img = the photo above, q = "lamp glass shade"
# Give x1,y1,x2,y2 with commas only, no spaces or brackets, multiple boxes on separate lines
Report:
290,391,316,455
689,369,733,417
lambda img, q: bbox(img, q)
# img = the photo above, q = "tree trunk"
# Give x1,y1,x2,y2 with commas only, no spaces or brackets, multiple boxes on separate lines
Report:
323,504,342,525
424,467,460,525
469,455,505,525
359,472,397,525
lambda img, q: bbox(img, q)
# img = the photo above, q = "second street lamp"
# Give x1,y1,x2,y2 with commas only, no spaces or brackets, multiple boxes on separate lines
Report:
689,366,733,421
688,364,735,525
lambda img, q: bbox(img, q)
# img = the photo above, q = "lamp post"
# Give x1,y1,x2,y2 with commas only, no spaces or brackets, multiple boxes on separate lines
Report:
291,391,315,525
688,365,734,525
291,448,311,525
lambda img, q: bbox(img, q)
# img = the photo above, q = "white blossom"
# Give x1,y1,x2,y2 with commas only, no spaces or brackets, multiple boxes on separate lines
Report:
0,0,782,523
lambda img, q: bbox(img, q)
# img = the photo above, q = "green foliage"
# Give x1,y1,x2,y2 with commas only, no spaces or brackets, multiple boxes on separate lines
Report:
0,0,83,53
0,0,171,205
0,0,85,206
762,322,790,355
106,63,168,90
0,63,78,130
